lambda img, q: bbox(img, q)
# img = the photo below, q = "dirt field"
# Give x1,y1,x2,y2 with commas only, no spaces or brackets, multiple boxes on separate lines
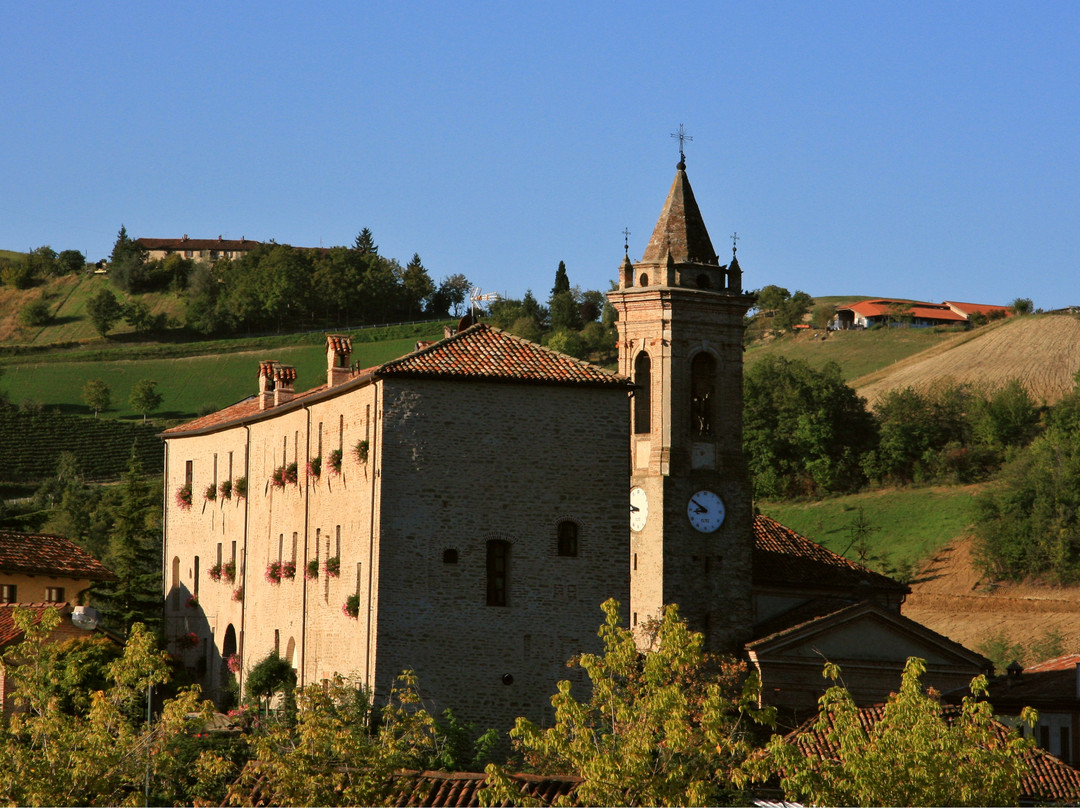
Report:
854,314,1080,407
905,536,1080,661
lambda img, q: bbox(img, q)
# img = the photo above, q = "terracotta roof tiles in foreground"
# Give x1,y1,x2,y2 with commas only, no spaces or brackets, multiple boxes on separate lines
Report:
0,603,72,645
0,530,115,581
388,770,581,807
378,324,627,387
787,702,1080,804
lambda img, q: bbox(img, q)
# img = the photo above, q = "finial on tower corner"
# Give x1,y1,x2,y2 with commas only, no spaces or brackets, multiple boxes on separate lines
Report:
731,231,739,257
671,123,692,169
622,227,631,257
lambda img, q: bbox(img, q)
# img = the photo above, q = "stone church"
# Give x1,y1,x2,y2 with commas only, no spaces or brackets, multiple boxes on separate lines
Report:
161,155,988,731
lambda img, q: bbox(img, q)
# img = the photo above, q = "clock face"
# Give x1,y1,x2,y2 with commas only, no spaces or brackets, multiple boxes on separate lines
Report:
687,490,725,533
630,487,648,532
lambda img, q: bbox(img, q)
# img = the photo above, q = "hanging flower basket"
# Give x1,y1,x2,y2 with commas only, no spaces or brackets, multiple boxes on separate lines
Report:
354,439,369,465
306,559,320,580
219,479,233,500
222,560,236,584
284,461,298,484
282,559,297,580
208,562,223,582
226,654,242,674
328,449,343,476
234,476,247,499
232,586,244,602
325,556,340,578
271,463,299,489
265,561,283,584
204,483,216,501
307,455,322,480
177,631,199,650
186,595,198,609
175,482,193,510
343,594,360,619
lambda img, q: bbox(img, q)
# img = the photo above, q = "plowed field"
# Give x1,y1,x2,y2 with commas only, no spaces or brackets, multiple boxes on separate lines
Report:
854,314,1080,407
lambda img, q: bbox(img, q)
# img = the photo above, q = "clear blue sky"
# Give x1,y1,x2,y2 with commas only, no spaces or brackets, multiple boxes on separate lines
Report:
2,2,1077,310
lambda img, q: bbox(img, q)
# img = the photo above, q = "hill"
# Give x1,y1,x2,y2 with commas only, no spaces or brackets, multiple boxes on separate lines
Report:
852,313,1080,406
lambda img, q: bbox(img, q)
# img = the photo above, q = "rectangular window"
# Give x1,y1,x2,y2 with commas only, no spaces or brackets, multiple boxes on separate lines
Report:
278,534,284,562
185,460,193,487
335,526,341,559
45,586,65,603
216,543,223,567
486,540,509,607
231,540,236,563
212,453,218,488
228,451,233,481
1062,726,1071,761
318,422,323,458
1041,725,1051,750
0,584,16,603
193,557,199,597
339,414,344,451
291,532,298,561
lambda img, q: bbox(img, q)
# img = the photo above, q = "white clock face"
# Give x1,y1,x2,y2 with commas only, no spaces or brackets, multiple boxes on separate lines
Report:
687,490,725,533
630,487,648,532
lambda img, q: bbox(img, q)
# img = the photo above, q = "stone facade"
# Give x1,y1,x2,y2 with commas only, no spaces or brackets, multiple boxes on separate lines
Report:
162,328,630,732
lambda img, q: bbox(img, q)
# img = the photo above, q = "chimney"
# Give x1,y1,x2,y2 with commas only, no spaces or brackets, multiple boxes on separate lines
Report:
258,360,277,410
273,365,297,407
326,334,353,387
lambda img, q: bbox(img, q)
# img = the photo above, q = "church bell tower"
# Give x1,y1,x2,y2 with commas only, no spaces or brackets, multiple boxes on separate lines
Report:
609,150,755,652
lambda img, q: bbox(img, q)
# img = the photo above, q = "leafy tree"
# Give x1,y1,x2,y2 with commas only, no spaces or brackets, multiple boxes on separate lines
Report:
969,380,1040,450
752,285,812,331
744,356,876,498
129,378,163,422
81,379,111,417
0,256,34,289
92,449,163,632
244,650,297,716
757,657,1034,807
18,297,51,327
549,290,582,331
1011,297,1034,315
483,599,772,807
108,225,150,292
545,329,585,358
579,289,605,323
440,273,471,317
57,249,86,274
86,287,123,337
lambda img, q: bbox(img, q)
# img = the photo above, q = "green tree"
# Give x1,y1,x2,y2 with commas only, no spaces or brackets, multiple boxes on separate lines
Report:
752,285,812,331
86,287,123,336
758,657,1034,807
128,378,163,422
81,379,111,417
440,273,471,317
551,259,570,296
744,356,877,498
92,450,163,632
57,249,86,274
18,296,51,327
483,600,771,807
353,227,378,255
401,252,435,319
1011,297,1034,315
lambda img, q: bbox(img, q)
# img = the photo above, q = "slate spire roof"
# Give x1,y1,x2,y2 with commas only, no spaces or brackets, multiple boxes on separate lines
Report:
641,160,719,266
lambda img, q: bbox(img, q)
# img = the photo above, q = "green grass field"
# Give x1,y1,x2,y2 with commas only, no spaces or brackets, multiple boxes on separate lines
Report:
0,327,448,423
759,484,985,574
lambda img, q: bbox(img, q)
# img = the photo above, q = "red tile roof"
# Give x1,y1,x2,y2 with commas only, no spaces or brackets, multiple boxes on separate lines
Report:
378,324,627,387
0,603,70,645
753,515,908,595
1027,653,1080,673
838,299,967,323
388,770,581,807
786,702,1080,803
137,236,261,252
943,300,1013,319
0,531,115,581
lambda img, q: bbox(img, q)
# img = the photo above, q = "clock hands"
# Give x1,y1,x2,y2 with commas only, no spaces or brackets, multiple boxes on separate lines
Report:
690,499,708,514
630,504,640,513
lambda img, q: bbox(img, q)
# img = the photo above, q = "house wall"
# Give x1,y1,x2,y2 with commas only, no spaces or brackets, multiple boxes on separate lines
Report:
374,378,630,732
0,572,95,605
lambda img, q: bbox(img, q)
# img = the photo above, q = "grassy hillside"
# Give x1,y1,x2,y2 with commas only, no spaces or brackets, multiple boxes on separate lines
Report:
759,484,985,579
0,322,451,422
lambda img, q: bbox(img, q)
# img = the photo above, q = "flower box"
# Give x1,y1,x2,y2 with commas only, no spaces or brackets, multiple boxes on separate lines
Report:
234,476,247,499
354,439,369,465
328,449,343,476
219,479,233,500
265,561,283,584
307,455,322,480
204,483,216,501
306,559,320,580
282,559,296,580
325,556,340,578
175,482,193,510
343,594,360,619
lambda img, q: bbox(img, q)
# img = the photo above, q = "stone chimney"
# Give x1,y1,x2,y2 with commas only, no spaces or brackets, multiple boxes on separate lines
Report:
258,360,277,410
326,334,353,387
273,365,297,407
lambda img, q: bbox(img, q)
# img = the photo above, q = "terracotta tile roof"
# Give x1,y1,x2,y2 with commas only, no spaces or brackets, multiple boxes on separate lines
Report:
838,299,968,323
786,702,1080,804
326,334,352,354
641,164,719,266
137,236,261,252
943,300,1013,319
376,324,627,387
388,770,581,807
0,603,70,645
753,515,908,595
984,656,1080,707
0,530,115,581
1027,653,1080,673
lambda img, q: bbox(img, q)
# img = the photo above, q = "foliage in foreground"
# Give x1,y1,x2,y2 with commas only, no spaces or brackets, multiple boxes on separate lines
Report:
482,599,773,807
757,657,1035,807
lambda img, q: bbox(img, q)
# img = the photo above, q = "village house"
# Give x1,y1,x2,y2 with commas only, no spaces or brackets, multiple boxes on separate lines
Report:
0,529,116,606
832,298,1012,329
160,155,993,731
136,235,261,263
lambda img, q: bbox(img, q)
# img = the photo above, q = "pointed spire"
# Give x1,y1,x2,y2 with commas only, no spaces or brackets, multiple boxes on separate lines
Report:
641,163,718,266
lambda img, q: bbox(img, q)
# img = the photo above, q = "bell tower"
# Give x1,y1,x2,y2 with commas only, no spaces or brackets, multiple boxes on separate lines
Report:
609,152,755,652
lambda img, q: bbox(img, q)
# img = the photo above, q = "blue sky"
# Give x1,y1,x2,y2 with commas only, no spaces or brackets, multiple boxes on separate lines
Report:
2,2,1077,310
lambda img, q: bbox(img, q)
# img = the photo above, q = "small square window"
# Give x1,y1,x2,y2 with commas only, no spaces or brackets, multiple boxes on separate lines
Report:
442,548,458,564
0,584,16,603
45,587,65,603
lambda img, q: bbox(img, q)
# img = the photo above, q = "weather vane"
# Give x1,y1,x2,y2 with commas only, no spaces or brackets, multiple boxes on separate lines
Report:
671,124,692,164
622,227,631,257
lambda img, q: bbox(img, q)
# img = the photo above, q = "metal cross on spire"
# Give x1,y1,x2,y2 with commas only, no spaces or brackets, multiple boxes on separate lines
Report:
671,124,693,165
730,231,739,256
622,227,631,257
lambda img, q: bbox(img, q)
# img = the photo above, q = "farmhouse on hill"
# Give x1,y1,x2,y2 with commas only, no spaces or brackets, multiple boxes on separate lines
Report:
160,156,991,732
136,235,262,264
832,298,1011,329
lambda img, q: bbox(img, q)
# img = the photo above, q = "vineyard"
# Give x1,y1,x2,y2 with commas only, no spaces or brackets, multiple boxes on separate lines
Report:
0,407,162,483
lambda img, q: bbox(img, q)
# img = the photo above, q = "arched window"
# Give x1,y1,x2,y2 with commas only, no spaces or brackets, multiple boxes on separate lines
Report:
696,273,711,289
557,520,579,557
634,352,651,434
486,540,510,607
691,352,716,436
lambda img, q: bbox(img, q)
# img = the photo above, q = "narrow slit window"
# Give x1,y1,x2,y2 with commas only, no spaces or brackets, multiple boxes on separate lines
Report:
486,540,510,607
